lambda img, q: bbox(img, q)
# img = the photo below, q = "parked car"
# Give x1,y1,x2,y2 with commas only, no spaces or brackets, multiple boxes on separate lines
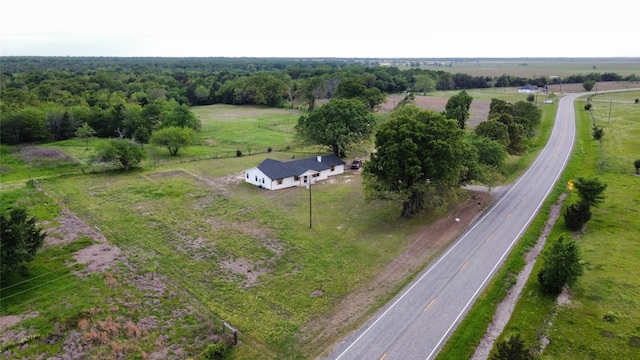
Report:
350,160,363,169
543,99,554,104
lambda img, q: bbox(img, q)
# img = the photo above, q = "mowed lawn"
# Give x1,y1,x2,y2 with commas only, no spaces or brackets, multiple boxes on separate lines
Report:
190,104,303,155
496,90,640,359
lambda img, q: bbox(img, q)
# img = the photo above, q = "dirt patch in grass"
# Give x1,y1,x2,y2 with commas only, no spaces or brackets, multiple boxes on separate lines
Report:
43,209,108,247
379,95,490,129
13,146,78,165
301,189,494,357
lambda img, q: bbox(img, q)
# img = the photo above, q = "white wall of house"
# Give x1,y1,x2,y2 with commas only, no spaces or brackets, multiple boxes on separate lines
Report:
244,162,345,191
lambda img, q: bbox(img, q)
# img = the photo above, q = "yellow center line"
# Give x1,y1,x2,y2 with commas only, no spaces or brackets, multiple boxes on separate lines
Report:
521,195,527,201
423,299,436,313
486,234,494,242
461,261,469,271
507,212,512,218
379,353,388,360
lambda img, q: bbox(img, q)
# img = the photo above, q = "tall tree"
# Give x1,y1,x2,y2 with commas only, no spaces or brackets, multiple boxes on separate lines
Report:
295,98,375,157
363,106,466,217
445,90,473,129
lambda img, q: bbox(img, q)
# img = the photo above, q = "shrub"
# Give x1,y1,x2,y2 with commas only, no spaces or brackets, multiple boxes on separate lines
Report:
538,235,583,295
199,341,229,360
491,334,534,360
584,103,592,110
563,201,592,231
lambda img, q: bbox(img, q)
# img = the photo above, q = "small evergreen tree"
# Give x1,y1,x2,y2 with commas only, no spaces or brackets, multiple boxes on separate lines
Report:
538,235,583,294
563,201,592,231
491,334,534,360
1,207,47,284
633,159,640,174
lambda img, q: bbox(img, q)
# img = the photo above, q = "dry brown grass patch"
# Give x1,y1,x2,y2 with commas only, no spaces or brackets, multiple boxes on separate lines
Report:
97,316,120,337
125,321,143,339
104,272,118,287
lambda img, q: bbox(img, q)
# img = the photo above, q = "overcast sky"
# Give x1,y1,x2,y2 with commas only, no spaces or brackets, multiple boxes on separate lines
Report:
1,0,637,58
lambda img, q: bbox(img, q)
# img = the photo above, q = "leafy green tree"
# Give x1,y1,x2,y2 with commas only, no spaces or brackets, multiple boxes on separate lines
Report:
491,334,534,360
75,122,97,150
335,78,367,99
360,87,386,111
92,139,146,170
161,103,202,131
526,94,535,102
363,106,466,217
413,74,436,95
1,207,46,284
634,159,640,174
512,100,542,137
474,120,510,147
445,90,473,129
538,235,583,294
583,80,596,91
488,98,512,119
574,177,607,207
295,98,375,157
493,113,527,155
150,126,197,156
468,133,509,168
0,107,50,144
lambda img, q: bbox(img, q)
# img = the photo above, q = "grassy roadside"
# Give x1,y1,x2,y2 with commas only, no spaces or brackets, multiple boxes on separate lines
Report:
437,90,640,359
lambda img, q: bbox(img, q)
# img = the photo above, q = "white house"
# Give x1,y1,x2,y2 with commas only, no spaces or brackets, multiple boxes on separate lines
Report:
244,155,346,190
517,85,539,93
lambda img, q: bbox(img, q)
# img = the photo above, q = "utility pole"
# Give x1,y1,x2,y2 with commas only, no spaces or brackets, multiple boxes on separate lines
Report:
307,179,312,228
608,99,612,123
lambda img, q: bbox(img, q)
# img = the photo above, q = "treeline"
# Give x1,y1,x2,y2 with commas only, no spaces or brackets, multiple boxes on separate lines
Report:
1,57,637,145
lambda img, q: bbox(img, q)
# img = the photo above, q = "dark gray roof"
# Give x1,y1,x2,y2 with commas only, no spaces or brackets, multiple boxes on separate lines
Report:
257,155,345,180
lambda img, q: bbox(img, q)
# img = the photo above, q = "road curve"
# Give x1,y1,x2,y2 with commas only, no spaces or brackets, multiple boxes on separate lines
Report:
327,93,582,360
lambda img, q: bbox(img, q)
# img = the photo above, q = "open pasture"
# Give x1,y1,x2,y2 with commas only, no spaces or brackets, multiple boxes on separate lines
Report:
417,58,640,78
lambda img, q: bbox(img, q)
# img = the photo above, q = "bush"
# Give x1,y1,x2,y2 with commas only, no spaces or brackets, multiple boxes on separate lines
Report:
199,341,229,360
563,201,592,231
538,235,583,294
584,103,592,110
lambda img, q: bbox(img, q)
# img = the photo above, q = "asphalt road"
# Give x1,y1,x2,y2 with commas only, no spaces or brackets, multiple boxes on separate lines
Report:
327,93,581,360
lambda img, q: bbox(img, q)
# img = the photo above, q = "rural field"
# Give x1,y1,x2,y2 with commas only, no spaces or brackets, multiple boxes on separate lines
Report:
1,85,637,359
410,58,640,78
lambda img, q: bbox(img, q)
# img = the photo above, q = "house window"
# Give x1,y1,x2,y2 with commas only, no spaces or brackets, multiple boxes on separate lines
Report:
294,176,299,181
262,178,265,183
277,179,283,185
255,176,258,181
246,173,249,179
330,166,335,172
